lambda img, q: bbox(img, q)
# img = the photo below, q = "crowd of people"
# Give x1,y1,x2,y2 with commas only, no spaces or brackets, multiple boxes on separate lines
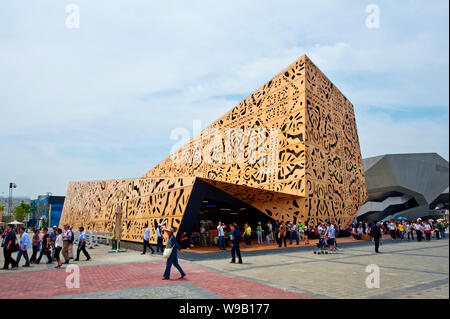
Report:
190,217,448,255
1,223,91,270
347,218,448,242
192,219,347,251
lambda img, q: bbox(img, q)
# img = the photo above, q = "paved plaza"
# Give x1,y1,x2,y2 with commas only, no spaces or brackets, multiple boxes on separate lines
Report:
0,237,448,299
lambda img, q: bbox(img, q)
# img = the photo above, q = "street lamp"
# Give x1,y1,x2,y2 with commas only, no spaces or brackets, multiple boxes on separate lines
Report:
8,182,17,217
46,192,52,228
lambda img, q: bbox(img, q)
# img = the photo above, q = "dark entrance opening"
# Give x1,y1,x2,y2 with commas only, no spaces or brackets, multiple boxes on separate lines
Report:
177,179,276,249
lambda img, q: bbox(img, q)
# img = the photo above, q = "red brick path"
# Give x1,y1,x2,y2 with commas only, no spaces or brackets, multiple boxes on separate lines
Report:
0,261,313,299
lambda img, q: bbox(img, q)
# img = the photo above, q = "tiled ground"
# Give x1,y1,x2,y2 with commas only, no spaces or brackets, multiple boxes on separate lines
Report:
0,236,448,299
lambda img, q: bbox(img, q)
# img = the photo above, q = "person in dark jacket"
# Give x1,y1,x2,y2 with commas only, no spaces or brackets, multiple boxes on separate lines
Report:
229,224,243,264
36,227,52,264
162,228,186,280
370,222,382,253
2,224,18,270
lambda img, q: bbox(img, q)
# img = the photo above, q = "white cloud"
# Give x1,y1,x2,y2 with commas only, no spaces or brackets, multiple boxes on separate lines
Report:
0,0,448,197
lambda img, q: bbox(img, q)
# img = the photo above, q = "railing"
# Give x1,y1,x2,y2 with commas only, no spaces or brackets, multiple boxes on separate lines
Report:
72,230,114,246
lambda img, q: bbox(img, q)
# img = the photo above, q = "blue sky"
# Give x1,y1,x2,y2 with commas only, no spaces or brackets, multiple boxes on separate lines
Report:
0,0,448,198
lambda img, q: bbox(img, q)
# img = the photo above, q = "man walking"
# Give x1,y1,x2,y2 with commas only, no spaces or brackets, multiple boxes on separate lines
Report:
141,223,155,255
61,224,72,264
229,224,243,264
2,224,18,270
16,226,31,267
74,227,91,261
156,224,164,253
370,222,382,253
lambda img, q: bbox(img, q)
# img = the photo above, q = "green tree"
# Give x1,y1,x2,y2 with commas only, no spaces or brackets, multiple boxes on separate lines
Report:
12,203,31,222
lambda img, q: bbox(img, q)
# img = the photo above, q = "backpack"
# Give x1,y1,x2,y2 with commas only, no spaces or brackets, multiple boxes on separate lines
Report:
69,231,75,244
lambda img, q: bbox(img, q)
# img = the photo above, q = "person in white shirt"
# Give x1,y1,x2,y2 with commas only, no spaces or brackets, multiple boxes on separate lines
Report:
141,223,155,255
389,220,397,240
357,226,364,240
414,220,424,242
61,224,72,264
325,221,336,252
54,228,63,268
16,226,31,267
290,223,299,245
217,221,226,251
74,226,91,261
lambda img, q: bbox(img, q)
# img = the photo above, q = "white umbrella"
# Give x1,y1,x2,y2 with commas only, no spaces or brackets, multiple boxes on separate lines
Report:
9,220,24,225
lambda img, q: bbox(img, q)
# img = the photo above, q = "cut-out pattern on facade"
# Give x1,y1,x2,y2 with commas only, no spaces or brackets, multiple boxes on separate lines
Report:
60,55,367,243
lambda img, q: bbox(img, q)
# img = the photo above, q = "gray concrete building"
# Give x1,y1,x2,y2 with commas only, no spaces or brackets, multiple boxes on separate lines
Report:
356,153,449,222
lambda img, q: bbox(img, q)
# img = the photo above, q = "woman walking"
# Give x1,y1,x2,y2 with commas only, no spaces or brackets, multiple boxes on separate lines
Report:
54,228,63,268
162,228,186,280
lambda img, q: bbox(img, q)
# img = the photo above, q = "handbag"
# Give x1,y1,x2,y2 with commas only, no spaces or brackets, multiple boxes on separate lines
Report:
10,241,19,253
163,247,173,259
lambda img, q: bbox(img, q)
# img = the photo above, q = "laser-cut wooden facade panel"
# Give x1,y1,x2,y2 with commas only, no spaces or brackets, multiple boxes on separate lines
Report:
143,56,308,198
60,54,367,243
59,177,195,244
